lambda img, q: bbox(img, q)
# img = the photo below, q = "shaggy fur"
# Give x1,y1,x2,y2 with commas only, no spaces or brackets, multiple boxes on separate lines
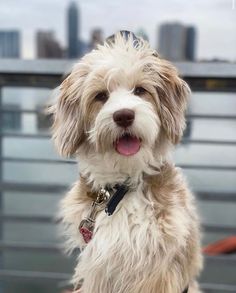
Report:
51,33,203,293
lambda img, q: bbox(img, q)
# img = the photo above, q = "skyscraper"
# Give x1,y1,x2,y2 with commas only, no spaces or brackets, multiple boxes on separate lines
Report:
36,31,63,59
67,1,79,58
158,23,186,61
89,28,103,50
0,31,20,58
158,23,196,61
186,26,196,61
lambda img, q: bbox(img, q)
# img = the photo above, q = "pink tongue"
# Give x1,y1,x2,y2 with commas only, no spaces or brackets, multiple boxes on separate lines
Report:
116,135,141,156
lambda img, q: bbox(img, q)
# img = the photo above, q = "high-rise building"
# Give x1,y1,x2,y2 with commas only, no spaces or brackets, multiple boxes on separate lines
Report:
186,26,196,61
36,31,64,59
67,1,80,58
89,29,103,50
158,23,196,61
0,30,20,58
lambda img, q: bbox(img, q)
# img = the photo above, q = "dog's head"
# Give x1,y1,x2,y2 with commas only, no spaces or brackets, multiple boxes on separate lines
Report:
51,32,189,170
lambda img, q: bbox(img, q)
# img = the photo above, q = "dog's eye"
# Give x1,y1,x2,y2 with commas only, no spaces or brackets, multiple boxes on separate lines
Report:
134,87,146,96
94,91,109,102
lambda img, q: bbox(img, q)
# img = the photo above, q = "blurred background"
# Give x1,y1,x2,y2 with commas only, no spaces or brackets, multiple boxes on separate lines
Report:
0,0,236,292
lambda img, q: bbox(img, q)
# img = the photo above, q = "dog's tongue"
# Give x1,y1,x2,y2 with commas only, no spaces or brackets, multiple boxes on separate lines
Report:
116,135,141,156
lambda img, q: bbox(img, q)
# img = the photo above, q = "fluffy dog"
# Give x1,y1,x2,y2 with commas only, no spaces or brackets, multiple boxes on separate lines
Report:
51,31,203,293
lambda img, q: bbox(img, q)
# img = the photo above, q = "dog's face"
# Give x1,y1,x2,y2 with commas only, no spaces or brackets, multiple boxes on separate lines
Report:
51,34,189,170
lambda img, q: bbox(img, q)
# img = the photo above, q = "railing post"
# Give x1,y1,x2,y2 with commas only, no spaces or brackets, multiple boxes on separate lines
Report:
0,86,3,293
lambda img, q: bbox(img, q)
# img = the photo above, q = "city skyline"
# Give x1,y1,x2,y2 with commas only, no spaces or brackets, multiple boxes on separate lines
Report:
0,0,235,60
35,3,104,59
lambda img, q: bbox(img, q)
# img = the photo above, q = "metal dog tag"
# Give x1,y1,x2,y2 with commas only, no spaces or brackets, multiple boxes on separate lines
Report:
79,218,94,243
79,188,111,243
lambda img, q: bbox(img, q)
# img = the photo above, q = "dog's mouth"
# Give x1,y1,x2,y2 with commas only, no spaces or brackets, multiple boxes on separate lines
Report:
115,134,141,156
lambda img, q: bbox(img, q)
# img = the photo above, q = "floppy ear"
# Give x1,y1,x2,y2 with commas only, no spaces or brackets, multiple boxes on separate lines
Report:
156,60,190,144
50,68,87,157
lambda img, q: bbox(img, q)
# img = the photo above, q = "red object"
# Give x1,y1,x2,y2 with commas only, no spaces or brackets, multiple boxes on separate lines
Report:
79,227,93,243
203,236,236,255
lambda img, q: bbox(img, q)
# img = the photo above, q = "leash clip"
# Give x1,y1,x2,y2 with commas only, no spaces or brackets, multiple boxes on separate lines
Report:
79,188,111,243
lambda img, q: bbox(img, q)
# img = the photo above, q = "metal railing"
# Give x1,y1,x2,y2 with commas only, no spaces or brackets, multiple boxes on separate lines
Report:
0,59,236,292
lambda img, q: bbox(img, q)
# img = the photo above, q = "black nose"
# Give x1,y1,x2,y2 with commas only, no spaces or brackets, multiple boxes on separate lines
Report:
113,109,135,128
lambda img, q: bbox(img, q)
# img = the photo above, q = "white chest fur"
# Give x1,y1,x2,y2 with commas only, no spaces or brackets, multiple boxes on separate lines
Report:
62,167,201,293
74,188,166,293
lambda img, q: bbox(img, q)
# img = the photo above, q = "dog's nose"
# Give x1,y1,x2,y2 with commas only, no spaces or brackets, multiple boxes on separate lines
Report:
113,109,135,128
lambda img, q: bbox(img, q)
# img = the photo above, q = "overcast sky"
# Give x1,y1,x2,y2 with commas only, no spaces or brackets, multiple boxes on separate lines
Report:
0,0,235,60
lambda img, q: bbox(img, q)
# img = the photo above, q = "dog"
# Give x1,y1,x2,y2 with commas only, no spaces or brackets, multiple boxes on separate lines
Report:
51,31,203,293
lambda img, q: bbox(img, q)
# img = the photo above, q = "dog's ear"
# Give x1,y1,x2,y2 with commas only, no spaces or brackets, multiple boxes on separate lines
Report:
155,60,190,144
49,66,87,157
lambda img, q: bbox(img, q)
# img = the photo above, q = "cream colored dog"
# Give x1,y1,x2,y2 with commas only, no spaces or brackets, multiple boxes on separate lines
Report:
51,32,203,293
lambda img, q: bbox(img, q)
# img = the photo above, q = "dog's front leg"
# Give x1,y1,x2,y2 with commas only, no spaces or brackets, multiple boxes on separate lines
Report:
59,179,93,252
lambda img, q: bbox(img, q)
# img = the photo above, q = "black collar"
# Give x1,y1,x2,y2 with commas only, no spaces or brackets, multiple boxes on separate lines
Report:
105,182,130,216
